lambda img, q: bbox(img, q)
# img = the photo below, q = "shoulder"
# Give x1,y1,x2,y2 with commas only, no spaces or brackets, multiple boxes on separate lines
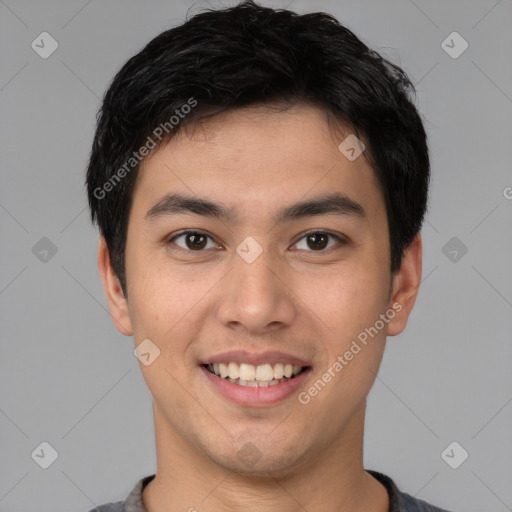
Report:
367,470,454,512
87,502,125,512
398,491,453,512
87,474,156,512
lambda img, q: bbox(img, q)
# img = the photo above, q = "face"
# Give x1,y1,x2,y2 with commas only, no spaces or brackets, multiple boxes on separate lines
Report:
99,103,421,477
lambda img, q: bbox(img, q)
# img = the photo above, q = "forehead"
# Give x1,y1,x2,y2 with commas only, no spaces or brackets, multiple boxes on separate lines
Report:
132,103,385,224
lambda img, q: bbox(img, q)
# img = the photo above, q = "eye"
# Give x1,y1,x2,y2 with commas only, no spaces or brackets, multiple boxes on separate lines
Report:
166,230,347,253
293,231,346,251
168,230,220,251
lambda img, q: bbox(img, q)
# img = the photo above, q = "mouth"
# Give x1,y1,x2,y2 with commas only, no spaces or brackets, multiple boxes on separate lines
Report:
199,350,312,406
203,362,308,387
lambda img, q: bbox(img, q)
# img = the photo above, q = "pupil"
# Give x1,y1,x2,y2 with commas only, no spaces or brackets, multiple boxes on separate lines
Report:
308,233,328,250
187,233,206,250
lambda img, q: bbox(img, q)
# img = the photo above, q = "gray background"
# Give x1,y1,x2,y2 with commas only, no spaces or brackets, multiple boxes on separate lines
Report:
1,0,511,511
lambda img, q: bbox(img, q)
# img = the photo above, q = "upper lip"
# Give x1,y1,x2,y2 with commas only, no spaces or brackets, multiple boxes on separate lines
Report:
201,350,311,367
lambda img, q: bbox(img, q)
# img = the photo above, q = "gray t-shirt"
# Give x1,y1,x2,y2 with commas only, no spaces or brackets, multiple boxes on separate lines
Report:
88,470,453,511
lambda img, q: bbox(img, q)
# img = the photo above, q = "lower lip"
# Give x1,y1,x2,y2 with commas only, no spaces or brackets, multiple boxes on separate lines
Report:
200,366,311,406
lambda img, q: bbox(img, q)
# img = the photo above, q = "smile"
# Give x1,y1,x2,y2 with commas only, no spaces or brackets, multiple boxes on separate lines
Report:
204,362,305,387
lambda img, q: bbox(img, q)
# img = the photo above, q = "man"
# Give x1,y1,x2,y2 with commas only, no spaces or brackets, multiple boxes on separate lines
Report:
86,1,451,510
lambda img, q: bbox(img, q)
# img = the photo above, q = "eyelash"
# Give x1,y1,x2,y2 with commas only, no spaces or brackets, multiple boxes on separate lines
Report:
166,229,347,253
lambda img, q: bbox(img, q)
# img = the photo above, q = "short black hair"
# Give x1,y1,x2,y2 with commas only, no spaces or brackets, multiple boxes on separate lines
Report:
86,0,430,295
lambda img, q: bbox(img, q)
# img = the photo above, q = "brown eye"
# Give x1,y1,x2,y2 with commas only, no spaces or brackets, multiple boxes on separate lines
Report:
306,233,329,250
169,231,217,251
294,231,345,252
185,233,207,250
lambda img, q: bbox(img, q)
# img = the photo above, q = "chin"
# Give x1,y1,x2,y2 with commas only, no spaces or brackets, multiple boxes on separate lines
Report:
203,439,306,478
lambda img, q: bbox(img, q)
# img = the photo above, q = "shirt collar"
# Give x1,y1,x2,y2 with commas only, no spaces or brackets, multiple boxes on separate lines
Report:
124,474,155,512
123,470,410,512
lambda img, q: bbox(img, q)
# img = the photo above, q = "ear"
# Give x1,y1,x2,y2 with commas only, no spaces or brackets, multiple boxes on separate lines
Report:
97,237,133,336
386,233,422,337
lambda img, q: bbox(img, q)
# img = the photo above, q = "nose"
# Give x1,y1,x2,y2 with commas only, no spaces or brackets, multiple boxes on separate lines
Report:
215,247,297,336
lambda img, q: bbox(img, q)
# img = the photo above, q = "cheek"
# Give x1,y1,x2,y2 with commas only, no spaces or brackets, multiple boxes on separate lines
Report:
126,257,218,360
125,244,178,326
298,264,390,339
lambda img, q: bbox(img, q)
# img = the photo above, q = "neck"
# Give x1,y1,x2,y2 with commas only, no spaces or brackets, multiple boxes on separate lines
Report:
142,403,389,512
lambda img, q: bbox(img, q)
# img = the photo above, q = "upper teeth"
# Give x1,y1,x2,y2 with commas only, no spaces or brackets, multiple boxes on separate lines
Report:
208,362,303,381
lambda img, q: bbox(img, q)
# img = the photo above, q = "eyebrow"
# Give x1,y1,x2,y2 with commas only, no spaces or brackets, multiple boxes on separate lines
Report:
145,192,366,223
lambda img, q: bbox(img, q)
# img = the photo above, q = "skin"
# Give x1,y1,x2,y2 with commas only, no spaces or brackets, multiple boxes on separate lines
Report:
98,103,422,512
